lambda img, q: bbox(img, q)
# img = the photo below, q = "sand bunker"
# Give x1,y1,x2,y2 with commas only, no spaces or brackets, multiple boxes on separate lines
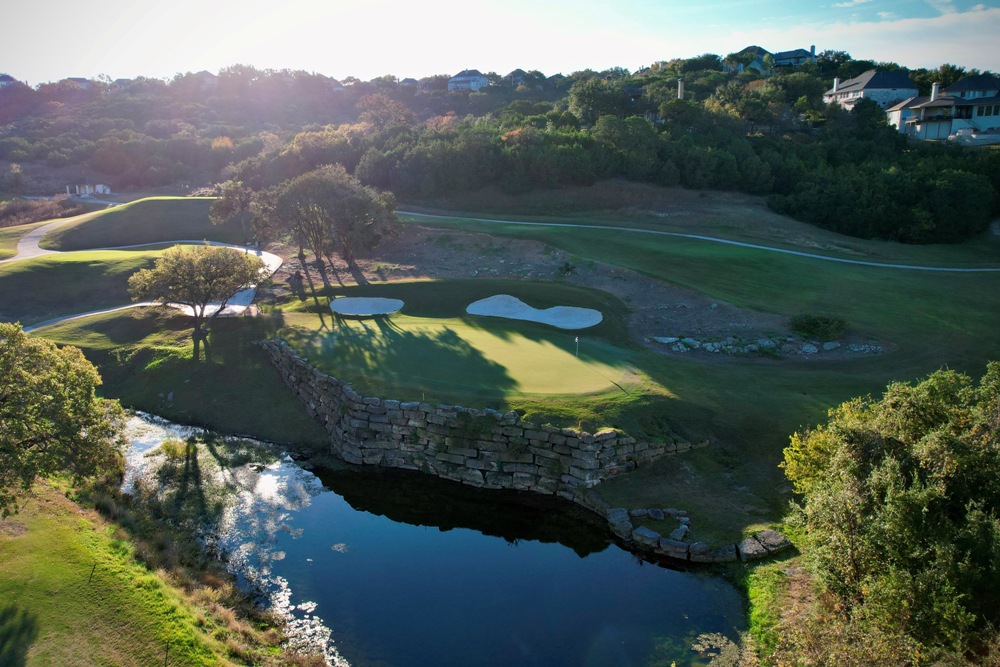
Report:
466,294,603,330
330,297,404,316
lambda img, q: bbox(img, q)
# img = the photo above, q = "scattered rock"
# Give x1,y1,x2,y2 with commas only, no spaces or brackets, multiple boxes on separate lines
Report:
800,344,818,354
669,525,689,541
629,508,649,518
647,508,665,521
822,341,841,351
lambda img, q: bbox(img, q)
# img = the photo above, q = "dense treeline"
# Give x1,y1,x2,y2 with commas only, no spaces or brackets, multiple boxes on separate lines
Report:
1,54,997,243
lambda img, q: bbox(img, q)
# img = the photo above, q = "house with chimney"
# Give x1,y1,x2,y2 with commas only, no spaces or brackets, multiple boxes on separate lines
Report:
448,69,489,92
823,70,918,110
886,74,1000,142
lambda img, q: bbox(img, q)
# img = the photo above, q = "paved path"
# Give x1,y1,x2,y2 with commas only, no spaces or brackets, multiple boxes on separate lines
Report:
3,214,282,330
399,211,1000,273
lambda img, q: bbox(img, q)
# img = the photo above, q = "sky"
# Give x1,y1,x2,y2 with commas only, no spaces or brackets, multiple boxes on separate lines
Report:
2,0,998,85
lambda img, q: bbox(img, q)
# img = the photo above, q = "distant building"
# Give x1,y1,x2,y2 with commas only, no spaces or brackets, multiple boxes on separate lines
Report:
504,69,527,87
399,77,419,87
111,78,132,91
772,46,816,68
823,70,918,110
0,73,18,88
64,77,91,90
448,69,488,92
67,183,111,196
887,74,1000,143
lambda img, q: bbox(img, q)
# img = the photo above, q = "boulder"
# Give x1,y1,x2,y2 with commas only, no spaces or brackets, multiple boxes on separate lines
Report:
632,526,661,547
647,508,665,521
737,537,769,561
755,529,792,553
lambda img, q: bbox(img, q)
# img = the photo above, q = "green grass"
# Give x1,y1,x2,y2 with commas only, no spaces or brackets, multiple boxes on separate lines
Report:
0,483,237,666
0,249,165,326
37,308,328,447
0,220,50,260
40,197,243,251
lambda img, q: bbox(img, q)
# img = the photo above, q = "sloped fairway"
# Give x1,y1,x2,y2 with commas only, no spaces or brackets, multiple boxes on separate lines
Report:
0,220,51,260
0,485,235,667
39,197,243,251
0,249,164,326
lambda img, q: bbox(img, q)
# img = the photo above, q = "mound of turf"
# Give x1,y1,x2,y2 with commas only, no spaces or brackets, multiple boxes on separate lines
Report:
40,197,244,251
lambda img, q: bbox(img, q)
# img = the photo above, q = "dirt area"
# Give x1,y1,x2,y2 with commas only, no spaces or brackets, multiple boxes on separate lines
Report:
260,224,885,362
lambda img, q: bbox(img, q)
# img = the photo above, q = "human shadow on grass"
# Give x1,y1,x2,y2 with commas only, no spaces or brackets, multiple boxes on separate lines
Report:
0,603,39,667
288,315,518,405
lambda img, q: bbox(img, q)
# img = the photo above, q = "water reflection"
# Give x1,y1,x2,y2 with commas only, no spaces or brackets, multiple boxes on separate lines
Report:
123,414,745,667
320,468,613,558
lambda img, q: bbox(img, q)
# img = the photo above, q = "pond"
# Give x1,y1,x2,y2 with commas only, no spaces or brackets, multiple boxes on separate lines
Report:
125,414,746,667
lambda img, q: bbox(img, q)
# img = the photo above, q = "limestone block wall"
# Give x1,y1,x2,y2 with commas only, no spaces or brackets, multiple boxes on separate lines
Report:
261,339,685,505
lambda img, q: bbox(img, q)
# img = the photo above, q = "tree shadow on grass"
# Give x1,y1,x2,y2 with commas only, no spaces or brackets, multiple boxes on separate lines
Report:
0,603,39,667
285,314,518,405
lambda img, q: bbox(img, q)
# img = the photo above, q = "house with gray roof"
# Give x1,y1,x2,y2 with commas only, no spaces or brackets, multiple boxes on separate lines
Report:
887,74,1000,143
0,74,18,88
448,69,488,92
772,46,816,68
823,70,917,110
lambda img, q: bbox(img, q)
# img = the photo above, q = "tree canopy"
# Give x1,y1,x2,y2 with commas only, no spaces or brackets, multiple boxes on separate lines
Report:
0,322,127,515
267,163,397,267
782,363,1000,662
128,244,266,360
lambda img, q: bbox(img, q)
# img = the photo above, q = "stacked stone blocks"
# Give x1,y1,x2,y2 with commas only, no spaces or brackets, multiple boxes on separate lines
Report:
261,339,679,504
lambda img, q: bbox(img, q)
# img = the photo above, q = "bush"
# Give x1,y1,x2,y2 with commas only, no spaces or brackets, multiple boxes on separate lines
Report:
789,314,846,341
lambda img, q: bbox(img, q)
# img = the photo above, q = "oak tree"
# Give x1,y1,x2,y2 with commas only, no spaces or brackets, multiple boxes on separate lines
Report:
0,323,127,515
128,244,266,361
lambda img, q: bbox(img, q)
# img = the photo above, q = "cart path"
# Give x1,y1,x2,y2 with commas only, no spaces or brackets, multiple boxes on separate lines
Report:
1,210,282,329
398,211,1000,273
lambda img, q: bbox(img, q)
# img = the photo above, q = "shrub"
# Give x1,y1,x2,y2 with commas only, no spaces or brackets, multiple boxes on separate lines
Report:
789,314,846,341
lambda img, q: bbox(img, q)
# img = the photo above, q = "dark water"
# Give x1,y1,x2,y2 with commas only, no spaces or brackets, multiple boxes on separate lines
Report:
126,416,745,667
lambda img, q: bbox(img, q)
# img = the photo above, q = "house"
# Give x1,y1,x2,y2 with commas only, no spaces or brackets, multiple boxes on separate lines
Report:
724,45,816,74
448,69,488,92
0,74,17,88
772,46,816,68
111,78,132,91
64,77,91,90
886,74,1000,143
399,77,419,88
66,183,111,196
192,70,218,91
504,69,527,87
823,70,918,110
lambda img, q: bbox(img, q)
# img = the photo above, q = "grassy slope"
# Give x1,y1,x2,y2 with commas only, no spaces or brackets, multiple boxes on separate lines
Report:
0,484,236,667
0,220,49,260
392,207,1000,543
0,249,164,326
38,308,328,447
39,197,243,251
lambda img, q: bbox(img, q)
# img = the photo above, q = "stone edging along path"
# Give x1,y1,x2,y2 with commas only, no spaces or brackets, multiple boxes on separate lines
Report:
262,338,791,564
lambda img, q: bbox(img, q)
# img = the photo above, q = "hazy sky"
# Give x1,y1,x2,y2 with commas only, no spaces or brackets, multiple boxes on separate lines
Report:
3,0,998,84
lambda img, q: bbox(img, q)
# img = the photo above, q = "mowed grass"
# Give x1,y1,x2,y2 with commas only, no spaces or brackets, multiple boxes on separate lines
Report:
0,220,51,260
39,197,243,251
277,279,649,408
0,249,164,326
394,211,1000,542
0,484,237,666
37,308,329,447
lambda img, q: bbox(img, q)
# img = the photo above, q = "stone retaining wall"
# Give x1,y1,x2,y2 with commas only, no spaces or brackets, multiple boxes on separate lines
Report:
261,339,687,506
261,339,793,563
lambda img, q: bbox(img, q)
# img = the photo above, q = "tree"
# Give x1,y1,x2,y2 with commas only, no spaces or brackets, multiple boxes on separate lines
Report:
128,244,266,361
783,363,1000,658
269,164,397,271
209,179,254,240
0,323,127,516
